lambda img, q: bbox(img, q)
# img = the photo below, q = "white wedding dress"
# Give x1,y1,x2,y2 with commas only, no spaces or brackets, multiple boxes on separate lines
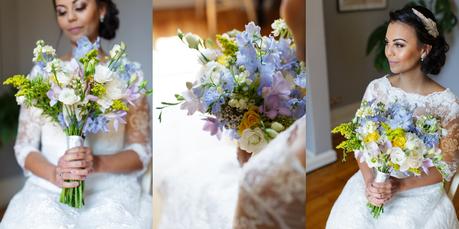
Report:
326,76,459,229
0,67,152,229
233,116,306,229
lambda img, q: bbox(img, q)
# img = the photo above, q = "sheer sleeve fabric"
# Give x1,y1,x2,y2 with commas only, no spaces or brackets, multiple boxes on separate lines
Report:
233,117,306,229
124,96,152,175
14,106,43,176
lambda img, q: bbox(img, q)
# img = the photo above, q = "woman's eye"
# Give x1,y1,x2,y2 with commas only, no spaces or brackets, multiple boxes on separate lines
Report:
75,3,87,12
395,43,405,48
57,9,66,16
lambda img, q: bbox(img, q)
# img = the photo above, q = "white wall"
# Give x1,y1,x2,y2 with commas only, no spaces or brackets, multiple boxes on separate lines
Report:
436,0,459,95
306,0,336,172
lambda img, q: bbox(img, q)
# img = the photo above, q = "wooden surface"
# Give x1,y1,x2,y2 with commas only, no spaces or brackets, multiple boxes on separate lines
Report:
153,7,279,44
306,134,459,228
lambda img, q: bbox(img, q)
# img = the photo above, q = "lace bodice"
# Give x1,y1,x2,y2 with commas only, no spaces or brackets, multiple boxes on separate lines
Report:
233,116,306,229
363,76,459,181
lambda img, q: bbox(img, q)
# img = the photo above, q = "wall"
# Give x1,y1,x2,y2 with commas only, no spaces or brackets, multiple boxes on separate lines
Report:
324,0,409,108
306,0,336,172
437,0,459,96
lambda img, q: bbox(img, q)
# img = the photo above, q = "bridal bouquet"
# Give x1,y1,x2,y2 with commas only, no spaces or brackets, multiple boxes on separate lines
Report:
4,37,150,208
158,19,306,154
332,100,449,218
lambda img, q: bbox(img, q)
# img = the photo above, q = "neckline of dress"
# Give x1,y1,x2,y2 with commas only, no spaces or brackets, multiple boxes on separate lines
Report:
383,75,449,98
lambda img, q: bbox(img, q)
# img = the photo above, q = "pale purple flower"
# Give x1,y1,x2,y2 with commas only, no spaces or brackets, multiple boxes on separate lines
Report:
180,89,203,115
260,72,292,119
47,84,61,106
105,111,127,131
202,117,223,139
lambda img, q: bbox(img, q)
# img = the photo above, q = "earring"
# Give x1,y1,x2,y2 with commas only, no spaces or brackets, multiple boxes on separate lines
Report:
100,15,105,23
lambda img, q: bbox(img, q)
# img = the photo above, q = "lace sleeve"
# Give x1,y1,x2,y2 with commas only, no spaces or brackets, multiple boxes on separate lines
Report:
124,96,152,175
14,106,42,176
439,116,459,182
233,117,306,229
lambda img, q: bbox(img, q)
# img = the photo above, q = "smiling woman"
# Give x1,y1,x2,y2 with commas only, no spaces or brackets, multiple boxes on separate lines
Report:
326,5,459,229
0,0,152,228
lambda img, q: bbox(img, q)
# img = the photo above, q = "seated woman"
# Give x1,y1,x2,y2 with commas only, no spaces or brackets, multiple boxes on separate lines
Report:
0,0,152,228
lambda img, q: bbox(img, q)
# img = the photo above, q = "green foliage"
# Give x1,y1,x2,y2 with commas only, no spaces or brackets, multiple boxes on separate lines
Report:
331,122,362,161
367,0,458,72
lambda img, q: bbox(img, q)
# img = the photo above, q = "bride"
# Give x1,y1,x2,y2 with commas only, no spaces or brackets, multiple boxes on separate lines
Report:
326,6,459,229
0,0,151,228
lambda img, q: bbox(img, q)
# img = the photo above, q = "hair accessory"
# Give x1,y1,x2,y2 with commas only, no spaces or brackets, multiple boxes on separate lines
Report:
412,8,439,38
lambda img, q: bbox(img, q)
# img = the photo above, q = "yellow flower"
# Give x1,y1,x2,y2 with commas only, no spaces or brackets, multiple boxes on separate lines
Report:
238,108,260,134
392,135,406,148
364,132,380,143
110,99,129,111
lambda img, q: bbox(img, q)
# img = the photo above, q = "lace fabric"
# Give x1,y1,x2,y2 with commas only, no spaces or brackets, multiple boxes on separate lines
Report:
233,116,306,229
326,76,459,229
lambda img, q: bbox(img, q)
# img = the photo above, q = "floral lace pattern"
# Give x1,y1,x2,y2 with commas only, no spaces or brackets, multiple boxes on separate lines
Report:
234,116,306,229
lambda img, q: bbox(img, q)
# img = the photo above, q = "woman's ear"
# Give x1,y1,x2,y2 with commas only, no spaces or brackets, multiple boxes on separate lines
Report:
421,44,432,59
98,2,107,21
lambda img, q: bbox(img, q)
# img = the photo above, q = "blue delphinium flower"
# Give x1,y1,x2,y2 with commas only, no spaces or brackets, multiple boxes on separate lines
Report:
202,88,226,114
288,96,306,119
83,115,109,135
72,36,100,60
277,38,297,70
294,70,307,89
387,103,414,130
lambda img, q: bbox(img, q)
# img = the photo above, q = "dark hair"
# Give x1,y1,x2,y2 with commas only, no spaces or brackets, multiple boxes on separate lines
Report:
53,0,119,40
389,5,449,75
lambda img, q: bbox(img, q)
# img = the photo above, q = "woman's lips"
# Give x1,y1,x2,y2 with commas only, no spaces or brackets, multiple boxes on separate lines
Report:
388,61,399,65
68,26,83,35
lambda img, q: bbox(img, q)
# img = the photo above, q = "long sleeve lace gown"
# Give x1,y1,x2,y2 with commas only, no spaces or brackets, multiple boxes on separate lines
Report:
0,65,152,229
326,76,459,229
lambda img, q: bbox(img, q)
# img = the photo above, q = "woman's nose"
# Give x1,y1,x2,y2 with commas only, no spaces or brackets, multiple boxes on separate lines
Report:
67,10,77,22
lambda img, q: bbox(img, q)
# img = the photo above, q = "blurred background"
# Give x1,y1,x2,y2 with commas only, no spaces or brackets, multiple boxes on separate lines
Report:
306,0,459,228
0,0,152,220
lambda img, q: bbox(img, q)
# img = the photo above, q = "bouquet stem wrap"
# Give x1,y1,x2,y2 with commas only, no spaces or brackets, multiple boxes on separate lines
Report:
368,170,390,219
59,135,85,208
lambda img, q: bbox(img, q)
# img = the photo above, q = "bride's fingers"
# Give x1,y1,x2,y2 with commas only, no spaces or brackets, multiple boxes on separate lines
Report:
63,160,87,169
62,172,85,181
61,181,80,188
63,151,87,161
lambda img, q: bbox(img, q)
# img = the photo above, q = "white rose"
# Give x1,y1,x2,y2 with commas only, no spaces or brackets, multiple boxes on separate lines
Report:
388,147,406,165
184,33,201,49
406,151,423,169
16,96,26,105
94,65,115,84
105,78,127,100
58,88,79,105
405,133,426,154
239,127,268,154
365,156,380,168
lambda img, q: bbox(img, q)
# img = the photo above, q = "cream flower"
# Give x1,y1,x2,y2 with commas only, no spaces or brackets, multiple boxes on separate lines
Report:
239,127,268,154
94,65,115,84
58,88,79,105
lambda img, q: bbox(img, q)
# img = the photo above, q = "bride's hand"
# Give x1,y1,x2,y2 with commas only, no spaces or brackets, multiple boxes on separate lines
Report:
366,178,400,205
54,147,94,188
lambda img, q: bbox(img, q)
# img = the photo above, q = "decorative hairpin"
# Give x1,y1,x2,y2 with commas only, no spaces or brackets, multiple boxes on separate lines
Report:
412,8,439,38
